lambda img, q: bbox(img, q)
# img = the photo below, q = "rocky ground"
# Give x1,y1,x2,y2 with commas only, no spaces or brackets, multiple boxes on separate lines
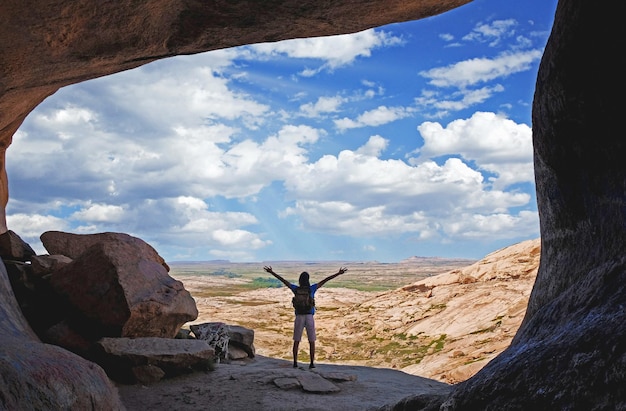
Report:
118,238,540,410
117,355,452,411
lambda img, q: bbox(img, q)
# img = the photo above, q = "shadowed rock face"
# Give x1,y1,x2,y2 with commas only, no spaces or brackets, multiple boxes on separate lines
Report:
439,0,626,409
1,0,625,409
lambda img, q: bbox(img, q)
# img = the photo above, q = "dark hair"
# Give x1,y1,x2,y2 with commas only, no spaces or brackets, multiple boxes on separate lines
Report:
298,271,310,287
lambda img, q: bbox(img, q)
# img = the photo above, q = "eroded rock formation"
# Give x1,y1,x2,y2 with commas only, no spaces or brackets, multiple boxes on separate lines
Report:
1,0,625,409
46,232,198,339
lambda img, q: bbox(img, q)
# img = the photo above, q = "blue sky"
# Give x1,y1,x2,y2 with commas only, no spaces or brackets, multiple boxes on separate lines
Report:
7,0,557,263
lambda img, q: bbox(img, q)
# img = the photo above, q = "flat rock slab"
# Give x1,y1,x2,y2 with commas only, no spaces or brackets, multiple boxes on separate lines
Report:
97,337,214,371
274,377,301,390
296,372,341,393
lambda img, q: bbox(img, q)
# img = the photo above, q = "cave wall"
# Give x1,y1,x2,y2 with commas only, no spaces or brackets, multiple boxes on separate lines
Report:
439,0,626,408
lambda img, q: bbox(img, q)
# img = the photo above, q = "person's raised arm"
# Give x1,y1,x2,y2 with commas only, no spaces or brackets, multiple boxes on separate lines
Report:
263,266,292,288
317,267,348,288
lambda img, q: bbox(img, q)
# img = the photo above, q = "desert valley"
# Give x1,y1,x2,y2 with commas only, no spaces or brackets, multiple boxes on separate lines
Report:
171,238,540,384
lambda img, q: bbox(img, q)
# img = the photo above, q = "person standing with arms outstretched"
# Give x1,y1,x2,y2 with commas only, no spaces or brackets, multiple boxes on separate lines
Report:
263,265,347,369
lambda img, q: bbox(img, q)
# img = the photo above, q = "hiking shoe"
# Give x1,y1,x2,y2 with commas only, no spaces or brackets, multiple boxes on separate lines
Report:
309,363,316,369
293,363,298,368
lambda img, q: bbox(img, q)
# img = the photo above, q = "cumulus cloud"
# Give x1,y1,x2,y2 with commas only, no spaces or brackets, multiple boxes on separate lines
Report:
7,12,545,261
299,96,346,118
462,19,519,46
101,66,270,132
278,125,534,241
334,106,413,131
71,203,125,222
444,210,539,240
420,49,543,89
247,29,403,75
414,111,533,189
415,85,506,117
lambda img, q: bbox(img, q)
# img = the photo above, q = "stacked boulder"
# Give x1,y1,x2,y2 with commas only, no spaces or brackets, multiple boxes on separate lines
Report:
190,322,256,363
0,230,213,385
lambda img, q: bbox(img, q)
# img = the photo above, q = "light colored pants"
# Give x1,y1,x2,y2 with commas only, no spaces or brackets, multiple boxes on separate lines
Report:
293,314,316,342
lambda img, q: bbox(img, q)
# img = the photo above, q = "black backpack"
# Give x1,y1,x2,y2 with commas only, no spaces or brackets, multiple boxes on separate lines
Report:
292,286,315,314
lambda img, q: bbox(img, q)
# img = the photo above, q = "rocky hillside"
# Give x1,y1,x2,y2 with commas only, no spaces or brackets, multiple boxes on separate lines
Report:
340,238,540,383
182,238,541,384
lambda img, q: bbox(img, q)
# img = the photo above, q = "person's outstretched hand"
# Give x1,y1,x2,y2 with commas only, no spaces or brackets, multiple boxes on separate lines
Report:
338,267,348,275
263,266,274,274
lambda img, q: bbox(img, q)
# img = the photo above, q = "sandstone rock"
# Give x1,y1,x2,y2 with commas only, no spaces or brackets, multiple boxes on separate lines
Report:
296,372,341,393
42,320,93,356
30,254,73,277
95,337,215,383
50,240,197,339
0,230,35,262
274,377,301,390
41,230,169,271
131,364,166,384
2,258,69,339
377,393,450,411
226,324,256,358
3,259,32,296
228,345,250,360
0,260,124,409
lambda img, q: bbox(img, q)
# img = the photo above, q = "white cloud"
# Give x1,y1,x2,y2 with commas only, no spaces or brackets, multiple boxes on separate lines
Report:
416,84,505,116
247,29,403,75
70,203,125,222
355,135,388,157
6,213,69,254
439,33,455,42
63,196,269,260
299,95,346,118
211,229,269,249
462,19,518,47
37,105,96,129
7,12,544,261
7,213,68,239
278,129,533,241
334,106,413,131
104,66,270,130
420,49,543,88
414,112,533,189
444,210,539,240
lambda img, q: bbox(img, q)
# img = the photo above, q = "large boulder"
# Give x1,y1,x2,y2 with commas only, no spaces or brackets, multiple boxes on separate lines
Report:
0,229,35,262
0,260,124,410
41,230,170,271
49,235,198,338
